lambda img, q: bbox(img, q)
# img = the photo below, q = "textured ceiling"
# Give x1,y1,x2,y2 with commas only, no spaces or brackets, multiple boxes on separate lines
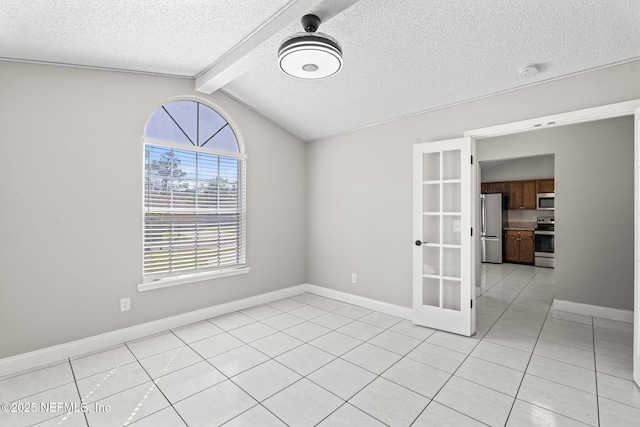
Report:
1,0,639,141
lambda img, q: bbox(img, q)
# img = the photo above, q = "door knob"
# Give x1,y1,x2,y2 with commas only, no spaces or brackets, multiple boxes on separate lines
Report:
415,240,427,246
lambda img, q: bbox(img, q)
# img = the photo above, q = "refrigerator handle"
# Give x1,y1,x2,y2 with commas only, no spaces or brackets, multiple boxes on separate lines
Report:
480,196,486,236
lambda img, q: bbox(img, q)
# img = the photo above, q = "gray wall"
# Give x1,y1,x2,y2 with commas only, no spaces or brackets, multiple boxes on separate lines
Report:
0,62,307,358
306,60,640,309
478,117,634,310
481,155,554,182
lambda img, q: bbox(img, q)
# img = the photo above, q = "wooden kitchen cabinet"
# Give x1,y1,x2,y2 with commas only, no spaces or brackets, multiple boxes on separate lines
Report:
504,230,534,264
481,181,509,194
508,180,536,210
537,178,554,193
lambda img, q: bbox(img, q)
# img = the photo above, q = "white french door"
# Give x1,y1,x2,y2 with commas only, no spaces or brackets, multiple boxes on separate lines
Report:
634,105,640,387
413,137,475,336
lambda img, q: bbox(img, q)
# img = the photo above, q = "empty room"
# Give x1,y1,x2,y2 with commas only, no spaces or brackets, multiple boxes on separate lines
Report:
1,1,640,426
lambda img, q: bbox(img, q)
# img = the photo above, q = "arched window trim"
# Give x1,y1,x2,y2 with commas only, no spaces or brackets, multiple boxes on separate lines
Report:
142,96,247,155
138,98,249,291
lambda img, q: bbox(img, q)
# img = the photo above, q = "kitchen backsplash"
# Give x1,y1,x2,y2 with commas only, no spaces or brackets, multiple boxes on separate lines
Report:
507,209,553,222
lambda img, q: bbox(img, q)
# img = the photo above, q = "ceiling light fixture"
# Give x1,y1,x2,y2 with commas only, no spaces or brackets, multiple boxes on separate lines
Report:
278,14,343,80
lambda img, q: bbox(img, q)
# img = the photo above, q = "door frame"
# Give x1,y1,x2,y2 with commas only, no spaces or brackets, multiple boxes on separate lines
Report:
463,99,640,387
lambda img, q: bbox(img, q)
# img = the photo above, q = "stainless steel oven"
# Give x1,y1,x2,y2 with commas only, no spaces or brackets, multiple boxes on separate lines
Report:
534,217,554,268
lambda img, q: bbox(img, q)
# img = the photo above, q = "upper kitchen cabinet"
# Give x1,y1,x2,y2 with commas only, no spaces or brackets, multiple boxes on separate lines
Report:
509,180,537,210
537,179,554,193
480,181,509,194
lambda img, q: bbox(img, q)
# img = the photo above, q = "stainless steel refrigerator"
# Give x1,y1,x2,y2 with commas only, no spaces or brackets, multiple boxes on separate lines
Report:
480,193,507,263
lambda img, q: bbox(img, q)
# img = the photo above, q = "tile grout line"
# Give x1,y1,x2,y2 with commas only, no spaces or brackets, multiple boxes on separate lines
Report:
67,358,91,427
593,315,601,426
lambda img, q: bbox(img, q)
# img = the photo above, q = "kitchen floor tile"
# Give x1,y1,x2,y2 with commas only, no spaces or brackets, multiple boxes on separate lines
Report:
154,361,226,404
268,298,306,312
263,379,343,427
381,357,450,398
283,321,331,342
517,374,598,426
308,358,376,400
171,321,223,343
228,322,277,343
207,345,269,377
261,312,305,330
86,381,170,427
275,344,336,376
317,403,386,426
188,332,244,359
0,383,81,427
231,360,301,401
173,380,256,427
209,312,255,331
224,405,286,426
71,346,136,380
128,407,186,427
598,396,640,427
526,354,596,394
139,345,203,379
312,298,349,312
350,377,429,427
76,361,149,403
127,332,184,360
426,330,480,354
240,304,282,321
470,340,531,371
455,356,524,396
290,293,327,304
412,401,486,427
433,376,514,427
250,331,304,357
595,353,633,380
309,331,363,356
341,342,401,374
288,305,328,320
406,342,467,374
388,319,436,340
336,320,384,341
310,312,354,329
358,312,403,329
367,330,422,355
506,399,588,427
596,372,640,409
0,362,74,403
534,339,595,370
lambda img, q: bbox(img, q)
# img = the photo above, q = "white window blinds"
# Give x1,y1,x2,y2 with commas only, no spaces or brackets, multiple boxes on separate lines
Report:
143,144,246,277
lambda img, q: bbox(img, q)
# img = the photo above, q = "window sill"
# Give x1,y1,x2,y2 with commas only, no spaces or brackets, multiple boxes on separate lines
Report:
137,267,251,292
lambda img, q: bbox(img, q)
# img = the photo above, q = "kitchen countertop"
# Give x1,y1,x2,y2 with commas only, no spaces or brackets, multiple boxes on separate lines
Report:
503,222,536,231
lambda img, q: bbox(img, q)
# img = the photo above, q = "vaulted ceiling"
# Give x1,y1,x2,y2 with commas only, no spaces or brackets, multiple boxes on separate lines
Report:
2,0,639,141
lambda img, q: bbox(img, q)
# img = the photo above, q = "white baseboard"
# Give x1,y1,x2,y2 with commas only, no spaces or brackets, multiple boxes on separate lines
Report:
0,284,306,378
553,299,634,323
0,284,414,378
305,284,413,320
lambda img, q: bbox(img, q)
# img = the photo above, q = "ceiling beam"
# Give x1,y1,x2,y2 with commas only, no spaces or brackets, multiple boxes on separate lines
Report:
194,0,360,94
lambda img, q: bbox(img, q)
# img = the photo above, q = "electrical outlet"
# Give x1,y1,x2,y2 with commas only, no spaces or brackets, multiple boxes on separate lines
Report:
120,297,130,312
351,273,357,284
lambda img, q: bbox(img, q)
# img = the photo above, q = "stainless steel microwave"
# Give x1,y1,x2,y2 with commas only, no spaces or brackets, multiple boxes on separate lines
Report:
537,193,555,210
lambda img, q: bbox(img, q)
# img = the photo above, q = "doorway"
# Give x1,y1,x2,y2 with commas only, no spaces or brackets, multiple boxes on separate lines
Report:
464,100,640,387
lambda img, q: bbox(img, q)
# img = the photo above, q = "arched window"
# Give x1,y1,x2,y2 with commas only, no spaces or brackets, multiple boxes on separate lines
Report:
142,100,246,280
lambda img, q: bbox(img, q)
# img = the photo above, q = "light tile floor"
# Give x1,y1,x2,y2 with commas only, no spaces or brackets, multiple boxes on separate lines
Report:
2,264,639,426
